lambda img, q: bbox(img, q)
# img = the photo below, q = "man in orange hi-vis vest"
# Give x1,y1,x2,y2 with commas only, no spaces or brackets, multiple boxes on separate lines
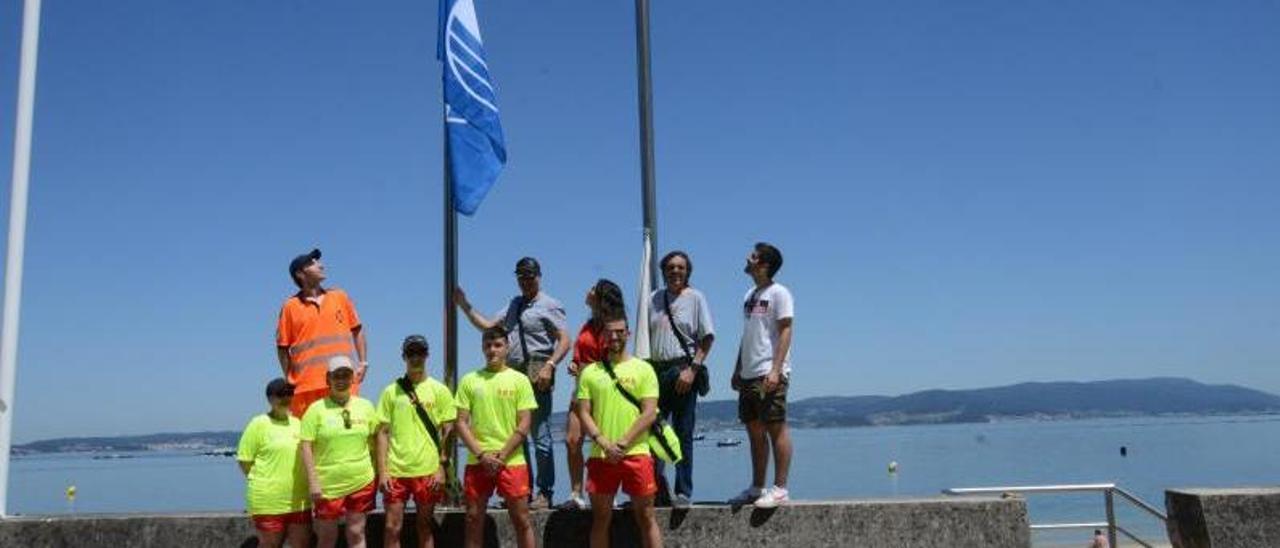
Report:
276,248,369,417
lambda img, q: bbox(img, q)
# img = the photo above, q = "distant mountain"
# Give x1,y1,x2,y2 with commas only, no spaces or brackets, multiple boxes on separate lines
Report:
14,378,1280,455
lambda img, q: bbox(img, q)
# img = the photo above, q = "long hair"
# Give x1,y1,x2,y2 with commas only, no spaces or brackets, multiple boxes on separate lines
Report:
592,278,625,321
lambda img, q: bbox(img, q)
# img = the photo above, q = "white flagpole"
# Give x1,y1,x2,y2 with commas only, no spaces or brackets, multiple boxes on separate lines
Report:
634,229,653,359
0,0,45,517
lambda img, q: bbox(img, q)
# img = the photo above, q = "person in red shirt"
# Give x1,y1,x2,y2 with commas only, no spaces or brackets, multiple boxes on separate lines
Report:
276,249,369,417
561,279,624,510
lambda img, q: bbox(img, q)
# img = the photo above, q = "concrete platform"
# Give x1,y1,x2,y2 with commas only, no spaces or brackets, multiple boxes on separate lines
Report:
1166,487,1280,548
0,496,1030,547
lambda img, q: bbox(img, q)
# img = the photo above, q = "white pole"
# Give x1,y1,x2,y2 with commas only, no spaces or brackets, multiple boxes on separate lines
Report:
0,0,44,518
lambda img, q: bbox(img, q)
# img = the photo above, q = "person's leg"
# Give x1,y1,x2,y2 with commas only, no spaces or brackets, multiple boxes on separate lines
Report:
344,510,368,548
588,493,616,548
671,382,697,498
417,502,437,548
284,521,310,548
630,495,663,548
766,421,793,489
464,498,487,548
257,530,284,548
504,497,536,548
313,519,339,548
565,401,586,500
384,500,405,548
531,389,556,501
745,420,769,489
651,366,678,502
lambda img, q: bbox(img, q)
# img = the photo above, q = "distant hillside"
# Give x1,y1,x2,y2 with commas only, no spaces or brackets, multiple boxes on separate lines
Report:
14,378,1280,454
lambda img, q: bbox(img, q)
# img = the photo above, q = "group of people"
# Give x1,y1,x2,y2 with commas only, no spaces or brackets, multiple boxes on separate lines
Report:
236,242,796,548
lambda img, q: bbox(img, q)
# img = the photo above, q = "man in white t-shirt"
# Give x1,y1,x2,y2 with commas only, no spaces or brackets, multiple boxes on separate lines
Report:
728,242,795,509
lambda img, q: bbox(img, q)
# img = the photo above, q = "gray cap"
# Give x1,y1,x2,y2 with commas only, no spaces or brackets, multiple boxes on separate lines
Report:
328,355,355,373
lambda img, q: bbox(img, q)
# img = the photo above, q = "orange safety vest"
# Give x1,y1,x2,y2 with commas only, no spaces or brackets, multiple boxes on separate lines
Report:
276,288,361,393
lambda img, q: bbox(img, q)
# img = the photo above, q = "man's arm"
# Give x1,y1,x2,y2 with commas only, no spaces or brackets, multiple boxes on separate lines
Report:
454,287,498,331
617,397,658,451
375,425,391,492
453,409,485,456
352,325,368,381
276,347,291,378
497,410,531,461
764,317,793,391
694,335,715,365
300,441,322,502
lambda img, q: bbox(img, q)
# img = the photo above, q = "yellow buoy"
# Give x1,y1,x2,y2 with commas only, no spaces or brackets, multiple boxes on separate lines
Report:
65,485,76,501
887,461,899,474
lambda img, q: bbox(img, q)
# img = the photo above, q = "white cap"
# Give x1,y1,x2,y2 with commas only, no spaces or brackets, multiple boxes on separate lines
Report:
328,355,355,373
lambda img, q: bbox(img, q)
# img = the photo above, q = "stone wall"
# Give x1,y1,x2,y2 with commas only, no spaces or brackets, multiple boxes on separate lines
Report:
0,497,1030,547
1166,487,1280,548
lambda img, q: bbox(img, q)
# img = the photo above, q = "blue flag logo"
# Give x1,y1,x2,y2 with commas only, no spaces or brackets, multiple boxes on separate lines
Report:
438,0,506,216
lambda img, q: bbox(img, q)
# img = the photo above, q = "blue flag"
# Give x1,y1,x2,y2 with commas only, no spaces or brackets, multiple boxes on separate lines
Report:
438,0,507,216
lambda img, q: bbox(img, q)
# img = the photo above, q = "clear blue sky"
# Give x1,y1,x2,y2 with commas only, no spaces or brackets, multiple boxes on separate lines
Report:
1,1,1277,442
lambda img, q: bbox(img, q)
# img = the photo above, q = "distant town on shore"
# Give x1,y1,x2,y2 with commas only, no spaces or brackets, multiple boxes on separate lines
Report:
14,377,1279,456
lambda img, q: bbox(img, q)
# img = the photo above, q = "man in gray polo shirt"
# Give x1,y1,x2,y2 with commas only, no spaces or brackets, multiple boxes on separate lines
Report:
455,256,569,508
646,250,715,508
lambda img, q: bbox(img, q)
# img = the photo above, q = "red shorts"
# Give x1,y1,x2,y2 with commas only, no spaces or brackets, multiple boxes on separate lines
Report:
587,455,658,497
383,475,444,508
464,464,530,502
313,480,376,521
251,510,311,533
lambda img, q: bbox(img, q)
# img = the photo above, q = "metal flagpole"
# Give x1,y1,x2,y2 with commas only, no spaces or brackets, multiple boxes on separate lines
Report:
634,0,660,287
442,115,460,498
0,0,44,518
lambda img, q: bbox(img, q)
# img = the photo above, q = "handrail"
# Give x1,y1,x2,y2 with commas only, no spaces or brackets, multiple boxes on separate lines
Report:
943,483,1167,548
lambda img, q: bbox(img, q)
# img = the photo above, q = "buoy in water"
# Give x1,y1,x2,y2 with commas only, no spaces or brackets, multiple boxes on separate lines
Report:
1120,446,1128,457
887,461,899,474
66,485,76,501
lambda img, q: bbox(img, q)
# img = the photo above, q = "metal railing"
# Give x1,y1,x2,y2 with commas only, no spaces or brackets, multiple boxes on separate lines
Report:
942,483,1167,547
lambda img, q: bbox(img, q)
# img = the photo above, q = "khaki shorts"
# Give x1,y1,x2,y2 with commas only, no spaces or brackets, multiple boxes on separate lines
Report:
738,376,788,423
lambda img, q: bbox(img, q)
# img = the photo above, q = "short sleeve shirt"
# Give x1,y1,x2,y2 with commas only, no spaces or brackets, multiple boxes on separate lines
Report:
299,396,377,498
738,283,794,380
494,293,567,366
237,414,310,515
455,367,539,465
374,378,457,478
647,288,715,362
576,357,659,459
572,321,607,366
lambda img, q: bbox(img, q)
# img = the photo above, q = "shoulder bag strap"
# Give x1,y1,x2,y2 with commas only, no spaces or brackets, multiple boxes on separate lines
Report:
515,298,532,367
396,376,443,453
601,359,679,459
663,291,696,363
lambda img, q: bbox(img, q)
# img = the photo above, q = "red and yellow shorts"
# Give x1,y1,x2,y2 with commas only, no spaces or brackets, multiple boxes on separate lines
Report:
383,475,444,508
251,510,311,533
586,455,657,497
313,480,376,521
463,464,530,502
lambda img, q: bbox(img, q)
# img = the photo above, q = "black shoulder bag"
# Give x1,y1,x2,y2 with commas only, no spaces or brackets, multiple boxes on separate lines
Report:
663,291,710,396
395,376,445,462
600,359,683,464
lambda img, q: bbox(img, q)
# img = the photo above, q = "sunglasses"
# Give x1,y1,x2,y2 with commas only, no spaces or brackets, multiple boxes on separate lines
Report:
341,409,351,429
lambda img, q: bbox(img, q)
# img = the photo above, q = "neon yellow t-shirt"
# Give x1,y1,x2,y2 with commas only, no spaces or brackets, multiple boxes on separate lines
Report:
455,366,538,465
299,396,377,498
576,356,659,459
237,414,310,515
375,377,457,478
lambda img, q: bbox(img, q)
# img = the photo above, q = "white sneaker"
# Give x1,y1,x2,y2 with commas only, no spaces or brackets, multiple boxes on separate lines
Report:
754,486,789,508
673,493,692,508
558,492,589,510
728,486,763,506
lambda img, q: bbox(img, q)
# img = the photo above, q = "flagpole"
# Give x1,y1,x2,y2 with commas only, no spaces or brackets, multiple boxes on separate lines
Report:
0,0,44,518
634,0,660,287
442,116,460,488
